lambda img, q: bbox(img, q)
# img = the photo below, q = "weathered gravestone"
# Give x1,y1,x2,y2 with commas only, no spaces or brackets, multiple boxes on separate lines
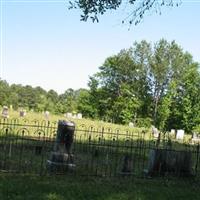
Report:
19,109,26,117
2,106,9,118
47,120,75,173
170,129,176,138
146,149,192,177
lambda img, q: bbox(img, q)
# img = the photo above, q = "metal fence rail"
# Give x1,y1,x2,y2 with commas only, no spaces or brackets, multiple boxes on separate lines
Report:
0,119,200,179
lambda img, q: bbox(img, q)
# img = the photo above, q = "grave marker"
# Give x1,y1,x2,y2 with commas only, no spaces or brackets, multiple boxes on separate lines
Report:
47,120,76,173
77,113,82,119
19,109,26,117
176,129,184,140
2,106,9,118
44,111,50,120
129,122,134,127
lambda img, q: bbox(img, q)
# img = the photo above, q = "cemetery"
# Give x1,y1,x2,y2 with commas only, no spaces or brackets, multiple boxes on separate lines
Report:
0,115,199,180
0,0,199,198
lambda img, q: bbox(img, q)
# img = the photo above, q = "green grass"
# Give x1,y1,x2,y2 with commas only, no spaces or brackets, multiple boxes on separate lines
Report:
0,174,199,200
1,110,148,136
1,110,194,143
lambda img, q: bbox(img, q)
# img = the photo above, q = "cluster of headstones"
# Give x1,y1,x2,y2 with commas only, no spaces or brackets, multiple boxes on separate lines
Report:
170,129,185,140
64,112,82,119
1,106,52,120
1,106,27,118
151,127,185,140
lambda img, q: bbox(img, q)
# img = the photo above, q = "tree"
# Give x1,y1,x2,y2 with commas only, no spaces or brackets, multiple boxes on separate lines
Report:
172,63,200,133
76,88,98,118
0,79,10,106
88,47,148,124
69,0,181,25
87,39,199,131
58,88,77,113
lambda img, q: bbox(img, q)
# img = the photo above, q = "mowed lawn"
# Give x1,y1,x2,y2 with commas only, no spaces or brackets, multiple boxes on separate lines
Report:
0,174,200,200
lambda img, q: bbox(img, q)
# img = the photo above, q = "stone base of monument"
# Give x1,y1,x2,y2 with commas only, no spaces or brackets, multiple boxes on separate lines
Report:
47,152,76,173
145,149,192,177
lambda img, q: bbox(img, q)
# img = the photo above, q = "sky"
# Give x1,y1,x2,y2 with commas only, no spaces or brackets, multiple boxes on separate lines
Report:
0,0,200,94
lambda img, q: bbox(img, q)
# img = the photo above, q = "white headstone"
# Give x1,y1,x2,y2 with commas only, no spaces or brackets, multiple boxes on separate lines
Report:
66,112,72,118
176,129,184,140
152,126,159,138
77,113,82,119
129,122,134,127
44,111,50,120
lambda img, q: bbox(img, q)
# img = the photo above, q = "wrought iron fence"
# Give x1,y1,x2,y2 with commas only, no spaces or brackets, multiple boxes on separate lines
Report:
0,118,200,179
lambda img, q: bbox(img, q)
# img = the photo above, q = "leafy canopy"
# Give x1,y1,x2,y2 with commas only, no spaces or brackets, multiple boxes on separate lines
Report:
69,0,181,25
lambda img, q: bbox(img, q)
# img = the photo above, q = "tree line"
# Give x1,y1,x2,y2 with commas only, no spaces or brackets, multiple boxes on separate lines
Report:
0,39,200,133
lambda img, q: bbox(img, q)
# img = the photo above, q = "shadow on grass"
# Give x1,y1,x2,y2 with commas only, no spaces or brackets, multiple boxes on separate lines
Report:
0,174,200,200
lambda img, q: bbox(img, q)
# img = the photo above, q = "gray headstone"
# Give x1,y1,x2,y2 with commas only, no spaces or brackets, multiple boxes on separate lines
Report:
47,120,76,173
19,109,26,117
147,149,192,176
2,106,9,118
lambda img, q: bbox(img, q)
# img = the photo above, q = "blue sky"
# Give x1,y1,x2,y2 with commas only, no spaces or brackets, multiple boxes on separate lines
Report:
1,0,200,94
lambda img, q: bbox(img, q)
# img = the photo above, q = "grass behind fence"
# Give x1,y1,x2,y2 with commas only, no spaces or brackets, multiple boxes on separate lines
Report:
0,118,200,178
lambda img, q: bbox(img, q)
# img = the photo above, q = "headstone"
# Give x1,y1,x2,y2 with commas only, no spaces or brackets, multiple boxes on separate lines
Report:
176,129,184,140
44,111,50,120
2,106,9,118
47,120,76,173
19,109,26,117
191,132,200,144
146,149,192,177
77,113,82,119
129,122,134,127
192,132,198,139
65,112,72,118
152,126,159,138
121,155,133,175
170,129,176,135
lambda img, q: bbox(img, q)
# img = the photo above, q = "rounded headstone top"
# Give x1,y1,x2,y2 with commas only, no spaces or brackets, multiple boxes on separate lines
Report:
58,120,75,127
